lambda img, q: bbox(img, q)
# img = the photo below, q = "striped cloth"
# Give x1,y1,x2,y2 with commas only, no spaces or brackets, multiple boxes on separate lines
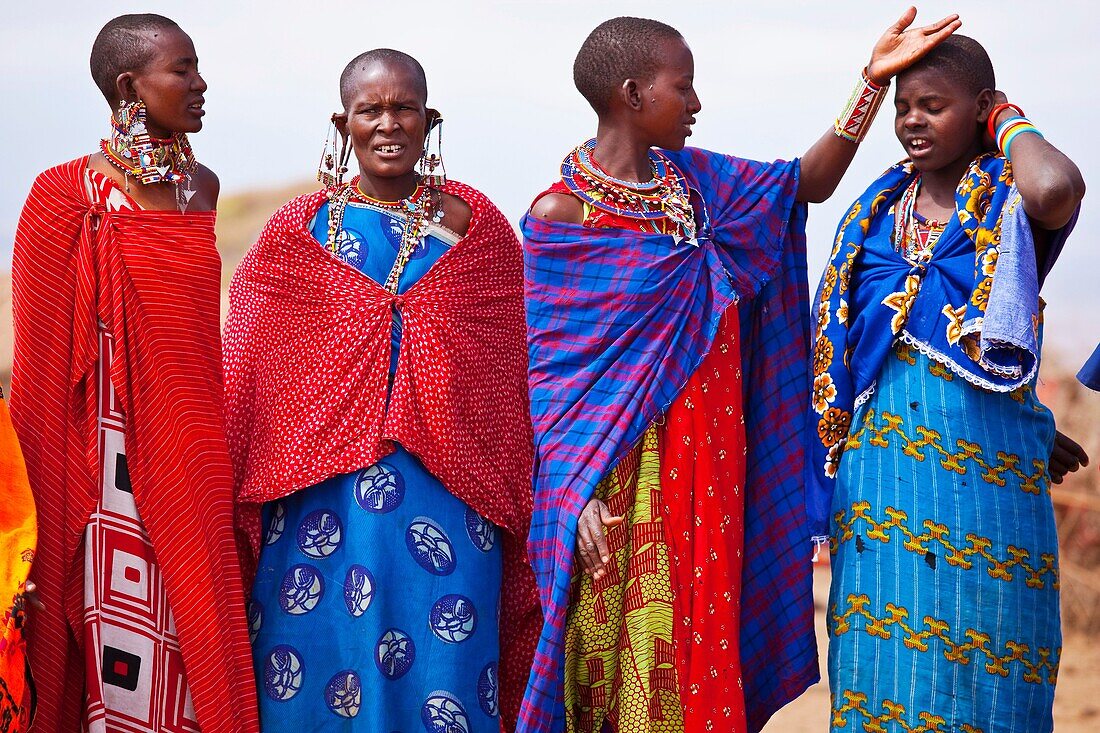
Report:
519,147,818,733
10,157,260,732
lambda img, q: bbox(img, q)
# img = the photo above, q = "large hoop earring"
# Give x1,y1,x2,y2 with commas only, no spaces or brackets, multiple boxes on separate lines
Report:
317,113,351,187
418,113,446,190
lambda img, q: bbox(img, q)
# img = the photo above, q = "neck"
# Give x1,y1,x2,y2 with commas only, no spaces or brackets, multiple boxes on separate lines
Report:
356,171,419,202
592,124,654,183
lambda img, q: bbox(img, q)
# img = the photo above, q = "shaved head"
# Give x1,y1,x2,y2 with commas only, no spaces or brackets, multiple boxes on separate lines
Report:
574,17,684,114
90,13,182,103
339,49,427,109
900,34,995,95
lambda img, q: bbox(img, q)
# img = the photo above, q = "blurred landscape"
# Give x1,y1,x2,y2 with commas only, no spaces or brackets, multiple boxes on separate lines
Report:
1,182,1098,730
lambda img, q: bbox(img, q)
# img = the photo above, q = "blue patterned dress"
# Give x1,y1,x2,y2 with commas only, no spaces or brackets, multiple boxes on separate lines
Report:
249,198,504,733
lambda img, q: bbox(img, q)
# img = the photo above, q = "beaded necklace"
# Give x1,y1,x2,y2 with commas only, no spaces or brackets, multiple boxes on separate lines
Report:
100,104,198,211
561,138,696,239
893,175,947,264
325,177,444,292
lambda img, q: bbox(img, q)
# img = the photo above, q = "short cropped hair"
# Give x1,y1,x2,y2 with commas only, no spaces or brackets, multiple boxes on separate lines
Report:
573,17,683,114
901,35,995,95
340,49,428,108
90,14,181,103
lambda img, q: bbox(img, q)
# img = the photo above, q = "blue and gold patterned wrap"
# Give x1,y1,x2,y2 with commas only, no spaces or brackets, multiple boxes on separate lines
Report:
249,200,504,733
827,343,1060,732
806,153,1073,537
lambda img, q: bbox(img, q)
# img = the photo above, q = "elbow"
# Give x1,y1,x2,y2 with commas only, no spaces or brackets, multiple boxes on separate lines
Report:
796,180,837,205
1023,170,1085,230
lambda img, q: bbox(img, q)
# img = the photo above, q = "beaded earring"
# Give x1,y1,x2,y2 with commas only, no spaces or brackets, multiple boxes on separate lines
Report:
317,113,352,187
418,113,446,189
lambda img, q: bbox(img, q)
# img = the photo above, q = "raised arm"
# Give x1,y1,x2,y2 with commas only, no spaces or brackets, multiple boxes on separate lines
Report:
797,7,961,203
986,92,1084,231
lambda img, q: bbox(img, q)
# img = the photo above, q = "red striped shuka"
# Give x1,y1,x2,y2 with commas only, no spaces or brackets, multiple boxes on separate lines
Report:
9,156,260,732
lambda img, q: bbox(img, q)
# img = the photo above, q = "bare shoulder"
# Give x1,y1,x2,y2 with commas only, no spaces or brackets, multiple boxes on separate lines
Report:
440,191,473,237
191,164,220,204
529,192,583,225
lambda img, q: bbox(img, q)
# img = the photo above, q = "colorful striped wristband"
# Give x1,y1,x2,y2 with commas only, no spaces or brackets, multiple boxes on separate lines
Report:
995,116,1044,160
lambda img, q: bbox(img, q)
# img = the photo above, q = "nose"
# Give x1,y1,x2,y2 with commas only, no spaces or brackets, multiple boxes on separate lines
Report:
689,89,702,115
903,108,925,129
192,72,207,94
377,110,399,133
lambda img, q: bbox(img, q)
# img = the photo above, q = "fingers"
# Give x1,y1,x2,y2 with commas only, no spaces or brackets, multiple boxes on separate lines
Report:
575,500,624,580
1049,431,1088,484
924,18,962,46
921,14,961,34
1056,431,1090,466
891,6,918,34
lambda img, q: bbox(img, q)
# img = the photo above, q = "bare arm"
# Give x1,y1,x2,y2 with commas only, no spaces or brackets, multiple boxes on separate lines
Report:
797,7,961,203
989,95,1084,230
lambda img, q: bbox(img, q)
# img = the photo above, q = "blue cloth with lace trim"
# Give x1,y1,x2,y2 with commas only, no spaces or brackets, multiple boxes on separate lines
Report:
249,200,504,732
806,155,1076,538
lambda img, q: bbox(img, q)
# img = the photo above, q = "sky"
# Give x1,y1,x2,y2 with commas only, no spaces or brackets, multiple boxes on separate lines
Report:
2,0,1097,361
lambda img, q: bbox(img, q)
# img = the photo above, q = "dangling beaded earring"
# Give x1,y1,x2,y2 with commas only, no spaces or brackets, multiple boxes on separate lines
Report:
317,113,352,188
100,98,197,207
418,113,446,190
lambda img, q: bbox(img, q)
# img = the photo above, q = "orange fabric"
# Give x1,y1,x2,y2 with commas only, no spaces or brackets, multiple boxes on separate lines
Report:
0,395,35,732
10,157,259,732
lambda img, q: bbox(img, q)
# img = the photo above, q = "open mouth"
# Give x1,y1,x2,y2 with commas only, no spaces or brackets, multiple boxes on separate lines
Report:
375,144,405,157
187,100,205,115
907,137,931,154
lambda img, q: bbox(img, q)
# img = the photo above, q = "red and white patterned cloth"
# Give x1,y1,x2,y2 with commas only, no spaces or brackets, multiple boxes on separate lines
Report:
80,170,198,733
10,157,259,733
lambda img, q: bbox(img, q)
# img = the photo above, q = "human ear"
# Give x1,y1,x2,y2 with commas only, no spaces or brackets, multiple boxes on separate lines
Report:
332,112,349,138
114,72,138,104
621,79,643,111
425,108,442,132
975,88,996,124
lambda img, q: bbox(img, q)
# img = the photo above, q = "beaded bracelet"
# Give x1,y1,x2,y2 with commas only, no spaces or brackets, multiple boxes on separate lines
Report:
834,68,889,144
995,115,1044,160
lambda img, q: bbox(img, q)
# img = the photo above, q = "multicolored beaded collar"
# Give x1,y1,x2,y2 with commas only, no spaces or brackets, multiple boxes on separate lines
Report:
100,102,197,186
561,138,697,239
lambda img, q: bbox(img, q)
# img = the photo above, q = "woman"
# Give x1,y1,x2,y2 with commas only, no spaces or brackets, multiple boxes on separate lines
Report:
223,49,540,732
521,12,957,733
9,14,259,733
811,35,1085,732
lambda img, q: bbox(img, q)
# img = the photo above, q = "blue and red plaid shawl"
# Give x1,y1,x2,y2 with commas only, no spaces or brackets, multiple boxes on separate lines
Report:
520,147,818,733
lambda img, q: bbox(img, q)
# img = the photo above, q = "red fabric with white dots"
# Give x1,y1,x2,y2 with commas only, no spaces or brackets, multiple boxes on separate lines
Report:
222,180,540,730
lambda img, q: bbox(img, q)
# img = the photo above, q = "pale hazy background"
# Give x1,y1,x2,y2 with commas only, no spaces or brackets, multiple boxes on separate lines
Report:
4,1,1095,360
2,3,1100,729
2,0,1100,363
2,0,1097,363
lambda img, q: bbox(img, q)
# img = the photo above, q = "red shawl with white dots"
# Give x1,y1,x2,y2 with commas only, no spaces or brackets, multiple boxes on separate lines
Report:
223,180,540,729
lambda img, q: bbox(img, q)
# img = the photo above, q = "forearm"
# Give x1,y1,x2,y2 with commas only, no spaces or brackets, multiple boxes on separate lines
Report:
797,129,859,203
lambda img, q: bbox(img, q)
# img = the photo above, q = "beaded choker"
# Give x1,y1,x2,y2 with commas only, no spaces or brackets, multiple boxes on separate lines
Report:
561,139,697,239
325,177,444,292
100,103,197,186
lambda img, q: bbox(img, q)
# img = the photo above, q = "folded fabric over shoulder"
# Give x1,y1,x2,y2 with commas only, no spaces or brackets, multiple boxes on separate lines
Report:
9,157,259,732
222,181,541,728
520,147,817,733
